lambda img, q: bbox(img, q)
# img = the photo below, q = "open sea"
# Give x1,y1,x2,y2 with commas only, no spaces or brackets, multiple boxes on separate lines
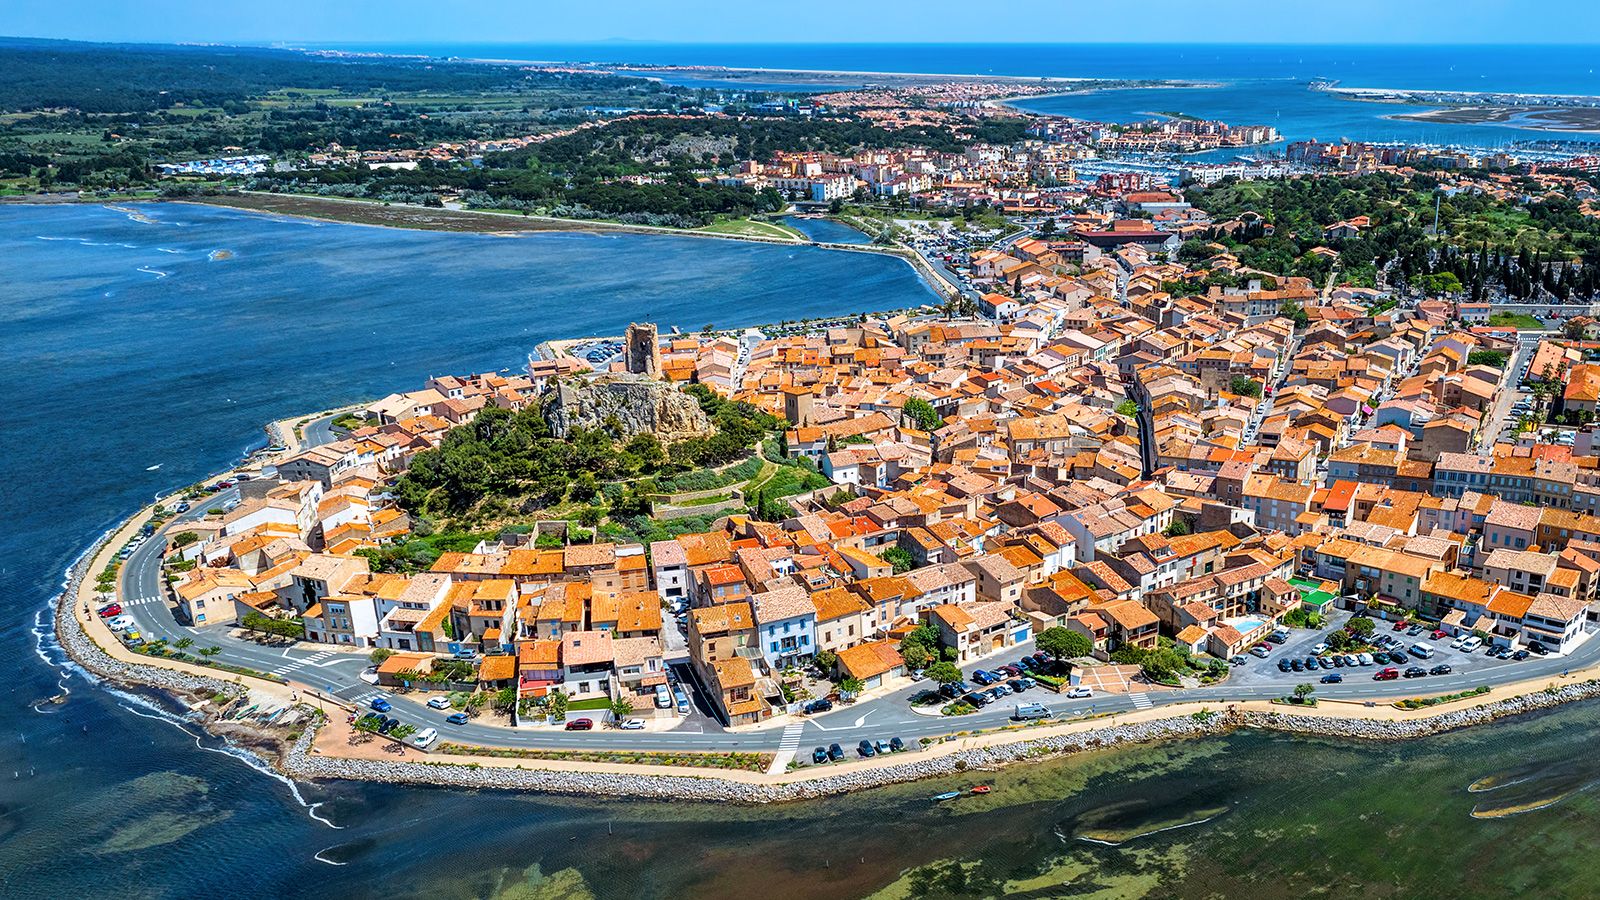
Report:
7,193,1600,896
308,42,1600,150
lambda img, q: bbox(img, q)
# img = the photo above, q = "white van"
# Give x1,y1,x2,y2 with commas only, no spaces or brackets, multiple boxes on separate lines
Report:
1013,702,1052,721
411,727,439,749
654,684,673,709
1357,653,1375,666
1409,642,1435,659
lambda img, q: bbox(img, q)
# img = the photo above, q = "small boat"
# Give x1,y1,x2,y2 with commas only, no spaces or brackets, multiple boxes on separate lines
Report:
970,785,993,795
932,791,962,802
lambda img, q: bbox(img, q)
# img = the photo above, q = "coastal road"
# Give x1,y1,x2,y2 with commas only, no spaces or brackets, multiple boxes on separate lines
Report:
107,410,1600,755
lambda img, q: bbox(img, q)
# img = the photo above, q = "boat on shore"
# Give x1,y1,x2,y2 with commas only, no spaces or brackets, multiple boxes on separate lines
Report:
971,785,992,795
932,791,962,802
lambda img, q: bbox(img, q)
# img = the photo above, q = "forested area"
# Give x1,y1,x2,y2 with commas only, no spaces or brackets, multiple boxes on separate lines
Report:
1187,172,1600,301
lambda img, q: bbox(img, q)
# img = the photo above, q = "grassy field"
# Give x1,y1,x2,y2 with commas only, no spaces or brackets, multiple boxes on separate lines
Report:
696,217,804,240
1488,311,1546,329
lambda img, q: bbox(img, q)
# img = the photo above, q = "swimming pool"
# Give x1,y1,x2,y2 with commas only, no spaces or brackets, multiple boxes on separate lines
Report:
1230,616,1268,636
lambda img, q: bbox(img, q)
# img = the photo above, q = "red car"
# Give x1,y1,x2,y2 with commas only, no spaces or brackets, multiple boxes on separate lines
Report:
98,604,122,617
1431,629,1449,640
564,718,593,731
1392,620,1409,631
1374,667,1400,681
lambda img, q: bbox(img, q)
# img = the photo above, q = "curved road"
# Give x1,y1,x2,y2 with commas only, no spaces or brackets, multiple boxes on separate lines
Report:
110,414,1600,756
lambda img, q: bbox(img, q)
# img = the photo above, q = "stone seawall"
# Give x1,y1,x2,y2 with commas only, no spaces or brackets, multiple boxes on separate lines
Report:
53,531,246,704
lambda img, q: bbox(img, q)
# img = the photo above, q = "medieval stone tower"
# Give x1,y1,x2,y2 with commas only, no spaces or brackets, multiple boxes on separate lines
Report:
624,322,662,378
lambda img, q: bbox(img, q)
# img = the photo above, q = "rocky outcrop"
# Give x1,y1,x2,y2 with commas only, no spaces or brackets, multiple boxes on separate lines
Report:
543,375,711,444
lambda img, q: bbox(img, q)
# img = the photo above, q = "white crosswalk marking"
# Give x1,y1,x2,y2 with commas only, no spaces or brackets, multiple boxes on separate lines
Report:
270,650,335,676
767,722,807,775
1129,692,1153,710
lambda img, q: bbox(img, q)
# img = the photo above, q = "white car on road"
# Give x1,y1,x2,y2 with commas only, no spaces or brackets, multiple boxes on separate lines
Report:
1065,686,1093,699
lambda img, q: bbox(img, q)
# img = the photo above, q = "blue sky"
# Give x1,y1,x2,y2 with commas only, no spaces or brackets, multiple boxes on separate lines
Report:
7,0,1598,45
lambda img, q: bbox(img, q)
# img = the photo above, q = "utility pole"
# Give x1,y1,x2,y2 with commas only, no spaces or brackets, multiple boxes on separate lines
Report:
1431,192,1441,237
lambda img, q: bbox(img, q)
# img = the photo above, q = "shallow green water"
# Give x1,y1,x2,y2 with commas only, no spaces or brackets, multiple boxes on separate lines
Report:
406,700,1600,899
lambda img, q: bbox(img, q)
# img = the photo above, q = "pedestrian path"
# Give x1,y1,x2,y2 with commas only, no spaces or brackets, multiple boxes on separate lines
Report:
1129,691,1153,710
766,722,807,774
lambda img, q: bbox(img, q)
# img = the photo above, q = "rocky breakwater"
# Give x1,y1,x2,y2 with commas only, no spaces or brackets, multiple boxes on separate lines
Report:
1244,679,1600,740
53,535,244,703
284,714,1230,803
543,374,711,444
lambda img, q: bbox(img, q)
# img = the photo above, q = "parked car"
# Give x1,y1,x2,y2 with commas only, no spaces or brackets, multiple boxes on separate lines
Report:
1008,679,1030,693
619,719,646,730
874,739,892,754
972,670,997,686
1311,642,1328,655
1393,619,1410,631
857,740,876,758
1291,659,1304,672
1357,653,1375,666
1513,649,1530,661
805,699,834,714
1449,635,1469,650
445,712,469,725
889,736,905,752
378,717,398,734
1388,651,1409,665
1251,645,1272,658
1429,664,1454,676
1321,673,1344,683
1318,657,1335,669
1015,657,1037,671
97,603,121,617
1459,636,1483,652
1303,655,1318,669
369,697,392,713
1230,655,1247,666
1374,667,1400,681
426,696,451,710
564,718,594,731
997,665,1021,677
1528,642,1549,656
1431,629,1449,640
106,616,134,631
1404,666,1427,678
1493,646,1515,660
962,692,989,708
1407,624,1425,636
654,684,673,709
938,683,962,700
1065,686,1093,699
1279,659,1293,672
812,747,830,764
412,727,439,749
987,685,1010,699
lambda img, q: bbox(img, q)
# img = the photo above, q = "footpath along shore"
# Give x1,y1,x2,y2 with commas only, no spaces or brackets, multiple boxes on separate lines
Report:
48,406,1600,802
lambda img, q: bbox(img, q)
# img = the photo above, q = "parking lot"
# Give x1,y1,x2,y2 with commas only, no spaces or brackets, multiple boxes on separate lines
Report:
1227,611,1547,688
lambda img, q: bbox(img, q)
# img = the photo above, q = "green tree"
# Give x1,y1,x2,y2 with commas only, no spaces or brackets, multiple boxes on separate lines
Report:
1229,376,1263,398
608,696,635,725
545,689,568,722
812,649,838,673
903,397,945,432
174,637,193,651
172,531,200,548
1293,683,1316,703
1163,518,1192,537
1036,626,1091,662
369,648,395,664
900,643,932,671
838,677,865,697
926,660,962,685
878,546,915,574
1115,399,1139,418
1347,616,1377,638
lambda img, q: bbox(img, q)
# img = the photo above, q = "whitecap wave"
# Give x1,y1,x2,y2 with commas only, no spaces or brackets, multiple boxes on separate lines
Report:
313,847,349,866
136,266,169,278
